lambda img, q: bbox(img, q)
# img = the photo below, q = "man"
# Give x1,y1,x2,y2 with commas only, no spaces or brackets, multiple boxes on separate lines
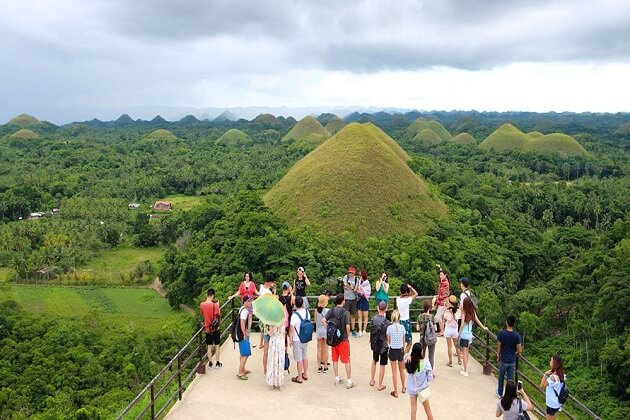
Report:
237,296,253,380
396,283,418,353
323,293,355,389
259,274,275,371
342,266,360,338
434,266,450,336
293,267,311,309
289,296,309,383
279,281,294,322
199,288,222,369
496,315,523,397
369,300,389,391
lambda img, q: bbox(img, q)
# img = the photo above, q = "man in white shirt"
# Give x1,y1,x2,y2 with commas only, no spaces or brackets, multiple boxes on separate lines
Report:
395,283,418,353
289,296,310,383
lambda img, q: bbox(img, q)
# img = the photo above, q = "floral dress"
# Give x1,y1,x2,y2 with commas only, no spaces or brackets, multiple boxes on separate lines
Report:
266,324,286,387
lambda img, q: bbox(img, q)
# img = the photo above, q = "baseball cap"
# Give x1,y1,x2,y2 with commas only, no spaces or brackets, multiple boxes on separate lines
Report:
243,295,252,303
297,266,305,272
377,301,388,311
282,281,291,289
348,266,356,274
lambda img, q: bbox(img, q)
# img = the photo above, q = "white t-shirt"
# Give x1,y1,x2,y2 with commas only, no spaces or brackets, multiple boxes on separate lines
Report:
259,284,272,296
290,308,308,342
239,306,249,335
396,296,413,321
496,399,529,420
456,290,470,320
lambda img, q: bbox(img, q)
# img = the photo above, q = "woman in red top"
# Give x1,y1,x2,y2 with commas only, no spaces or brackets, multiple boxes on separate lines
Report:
434,266,450,337
230,272,259,302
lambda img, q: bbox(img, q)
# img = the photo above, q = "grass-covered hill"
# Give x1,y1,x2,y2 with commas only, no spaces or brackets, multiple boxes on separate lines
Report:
414,128,443,145
7,113,42,127
253,113,280,125
452,132,476,145
9,128,40,140
264,123,446,237
215,128,252,146
145,129,177,141
615,122,630,135
407,118,453,143
282,115,330,142
324,115,347,135
479,123,532,152
480,123,588,156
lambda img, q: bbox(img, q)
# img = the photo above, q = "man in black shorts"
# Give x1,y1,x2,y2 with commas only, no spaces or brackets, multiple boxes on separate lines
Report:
200,288,222,369
342,266,360,337
370,300,389,391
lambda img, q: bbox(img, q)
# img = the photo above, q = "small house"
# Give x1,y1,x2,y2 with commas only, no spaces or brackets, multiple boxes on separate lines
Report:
28,212,44,219
128,203,140,210
153,201,172,211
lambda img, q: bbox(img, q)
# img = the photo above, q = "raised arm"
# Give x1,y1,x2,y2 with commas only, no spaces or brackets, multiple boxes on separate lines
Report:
304,273,311,286
409,285,418,299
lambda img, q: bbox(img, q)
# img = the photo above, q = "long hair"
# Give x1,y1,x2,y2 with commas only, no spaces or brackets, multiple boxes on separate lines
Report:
391,309,400,323
360,268,368,281
500,381,517,411
462,297,476,322
552,354,565,382
405,342,426,374
243,272,253,282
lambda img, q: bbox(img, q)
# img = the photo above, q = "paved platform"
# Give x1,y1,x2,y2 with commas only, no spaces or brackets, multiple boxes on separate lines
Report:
167,333,536,420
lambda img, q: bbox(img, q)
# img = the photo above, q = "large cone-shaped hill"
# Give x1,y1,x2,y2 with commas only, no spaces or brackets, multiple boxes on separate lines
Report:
480,123,587,156
324,116,347,135
452,132,476,145
407,119,453,144
145,129,177,141
264,123,446,237
7,113,41,127
9,128,40,140
615,123,630,135
215,128,252,146
282,116,330,143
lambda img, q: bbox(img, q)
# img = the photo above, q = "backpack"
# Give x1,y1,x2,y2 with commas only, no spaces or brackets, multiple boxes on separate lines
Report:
422,315,437,346
464,289,479,308
230,308,246,343
326,308,344,346
370,316,387,352
554,382,570,405
210,302,220,332
295,310,313,343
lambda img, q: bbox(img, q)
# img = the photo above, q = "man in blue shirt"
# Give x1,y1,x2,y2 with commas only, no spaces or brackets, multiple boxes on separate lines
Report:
496,315,522,397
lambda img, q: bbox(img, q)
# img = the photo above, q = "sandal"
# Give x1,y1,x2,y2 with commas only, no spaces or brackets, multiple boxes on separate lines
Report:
390,391,398,398
236,374,248,380
377,385,386,391
446,361,453,367
291,376,303,384
458,359,462,365
369,380,375,387
302,376,309,381
244,370,252,375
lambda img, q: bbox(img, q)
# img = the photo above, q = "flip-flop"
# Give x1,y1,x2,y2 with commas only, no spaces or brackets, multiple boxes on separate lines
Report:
369,380,375,387
302,376,309,381
236,374,248,380
377,385,386,391
291,376,303,384
390,391,398,398
446,362,453,367
244,370,251,375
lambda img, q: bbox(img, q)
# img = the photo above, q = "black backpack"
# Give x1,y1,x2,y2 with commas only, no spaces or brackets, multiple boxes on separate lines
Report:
326,308,344,346
554,382,570,405
230,308,246,343
370,317,387,352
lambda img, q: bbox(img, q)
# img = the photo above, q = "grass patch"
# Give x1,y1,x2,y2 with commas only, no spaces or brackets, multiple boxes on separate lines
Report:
0,267,12,283
161,195,206,211
0,285,185,328
74,246,163,284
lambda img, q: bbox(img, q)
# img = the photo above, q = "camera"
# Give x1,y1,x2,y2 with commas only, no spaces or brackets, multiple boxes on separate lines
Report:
517,381,523,391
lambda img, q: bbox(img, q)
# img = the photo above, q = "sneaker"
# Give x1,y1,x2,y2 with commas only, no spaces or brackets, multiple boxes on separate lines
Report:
495,390,502,399
459,370,469,377
346,381,356,389
208,361,213,368
215,362,222,369
351,331,358,338
318,366,323,373
323,367,329,373
335,378,344,386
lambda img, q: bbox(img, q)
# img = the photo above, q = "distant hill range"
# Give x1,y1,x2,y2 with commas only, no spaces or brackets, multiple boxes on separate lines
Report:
479,123,588,156
264,123,447,237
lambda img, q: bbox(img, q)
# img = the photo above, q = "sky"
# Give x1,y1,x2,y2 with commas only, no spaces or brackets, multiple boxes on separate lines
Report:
1,0,630,123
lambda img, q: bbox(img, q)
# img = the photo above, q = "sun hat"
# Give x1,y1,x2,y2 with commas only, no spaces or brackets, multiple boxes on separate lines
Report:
446,295,457,307
318,294,329,307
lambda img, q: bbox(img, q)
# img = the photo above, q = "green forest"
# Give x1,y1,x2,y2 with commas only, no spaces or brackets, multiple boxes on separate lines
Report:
0,111,628,418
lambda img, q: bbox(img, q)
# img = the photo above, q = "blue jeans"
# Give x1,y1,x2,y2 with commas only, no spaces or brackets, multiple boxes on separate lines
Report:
497,361,516,395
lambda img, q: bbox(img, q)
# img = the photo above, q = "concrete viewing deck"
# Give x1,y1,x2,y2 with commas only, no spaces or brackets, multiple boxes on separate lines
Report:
167,333,533,420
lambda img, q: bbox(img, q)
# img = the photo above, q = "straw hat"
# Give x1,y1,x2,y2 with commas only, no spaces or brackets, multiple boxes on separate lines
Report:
318,294,329,307
446,295,457,307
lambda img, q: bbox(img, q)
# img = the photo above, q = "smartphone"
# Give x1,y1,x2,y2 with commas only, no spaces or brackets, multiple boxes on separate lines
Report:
517,381,523,390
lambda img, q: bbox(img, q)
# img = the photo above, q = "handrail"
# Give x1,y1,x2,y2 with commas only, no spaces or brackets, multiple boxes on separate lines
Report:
471,330,600,419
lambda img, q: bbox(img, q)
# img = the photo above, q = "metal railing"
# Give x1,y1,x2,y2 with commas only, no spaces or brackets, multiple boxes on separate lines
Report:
119,294,600,420
469,329,600,420
117,298,237,420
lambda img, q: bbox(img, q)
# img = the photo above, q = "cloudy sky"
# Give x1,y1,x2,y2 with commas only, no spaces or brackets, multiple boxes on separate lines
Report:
1,0,630,123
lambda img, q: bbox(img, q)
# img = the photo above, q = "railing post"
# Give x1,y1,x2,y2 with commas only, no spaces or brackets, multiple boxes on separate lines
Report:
196,326,206,374
483,329,492,375
515,354,520,384
177,354,183,400
150,383,155,420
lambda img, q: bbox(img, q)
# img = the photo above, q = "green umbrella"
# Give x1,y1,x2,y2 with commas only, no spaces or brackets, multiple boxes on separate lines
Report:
253,295,286,326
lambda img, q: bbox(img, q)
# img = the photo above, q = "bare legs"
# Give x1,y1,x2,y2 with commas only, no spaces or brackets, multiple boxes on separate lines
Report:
390,360,406,396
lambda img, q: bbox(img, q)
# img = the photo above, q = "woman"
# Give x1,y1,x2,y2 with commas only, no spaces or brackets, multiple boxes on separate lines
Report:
417,300,436,377
357,268,371,336
387,310,407,398
540,355,565,419
434,267,450,336
293,267,310,309
443,295,461,367
458,297,488,376
265,322,286,390
496,380,533,419
405,342,434,420
314,294,330,373
229,272,259,302
375,272,389,307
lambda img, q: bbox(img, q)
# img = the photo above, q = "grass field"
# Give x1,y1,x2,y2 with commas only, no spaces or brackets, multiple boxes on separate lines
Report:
161,194,207,211
0,267,11,283
0,285,185,328
76,246,163,283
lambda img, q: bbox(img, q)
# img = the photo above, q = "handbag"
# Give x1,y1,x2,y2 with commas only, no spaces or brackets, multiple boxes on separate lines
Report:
517,399,530,420
210,302,220,331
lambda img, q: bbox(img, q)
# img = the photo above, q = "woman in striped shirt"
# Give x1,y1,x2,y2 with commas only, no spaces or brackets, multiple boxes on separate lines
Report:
387,310,407,398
